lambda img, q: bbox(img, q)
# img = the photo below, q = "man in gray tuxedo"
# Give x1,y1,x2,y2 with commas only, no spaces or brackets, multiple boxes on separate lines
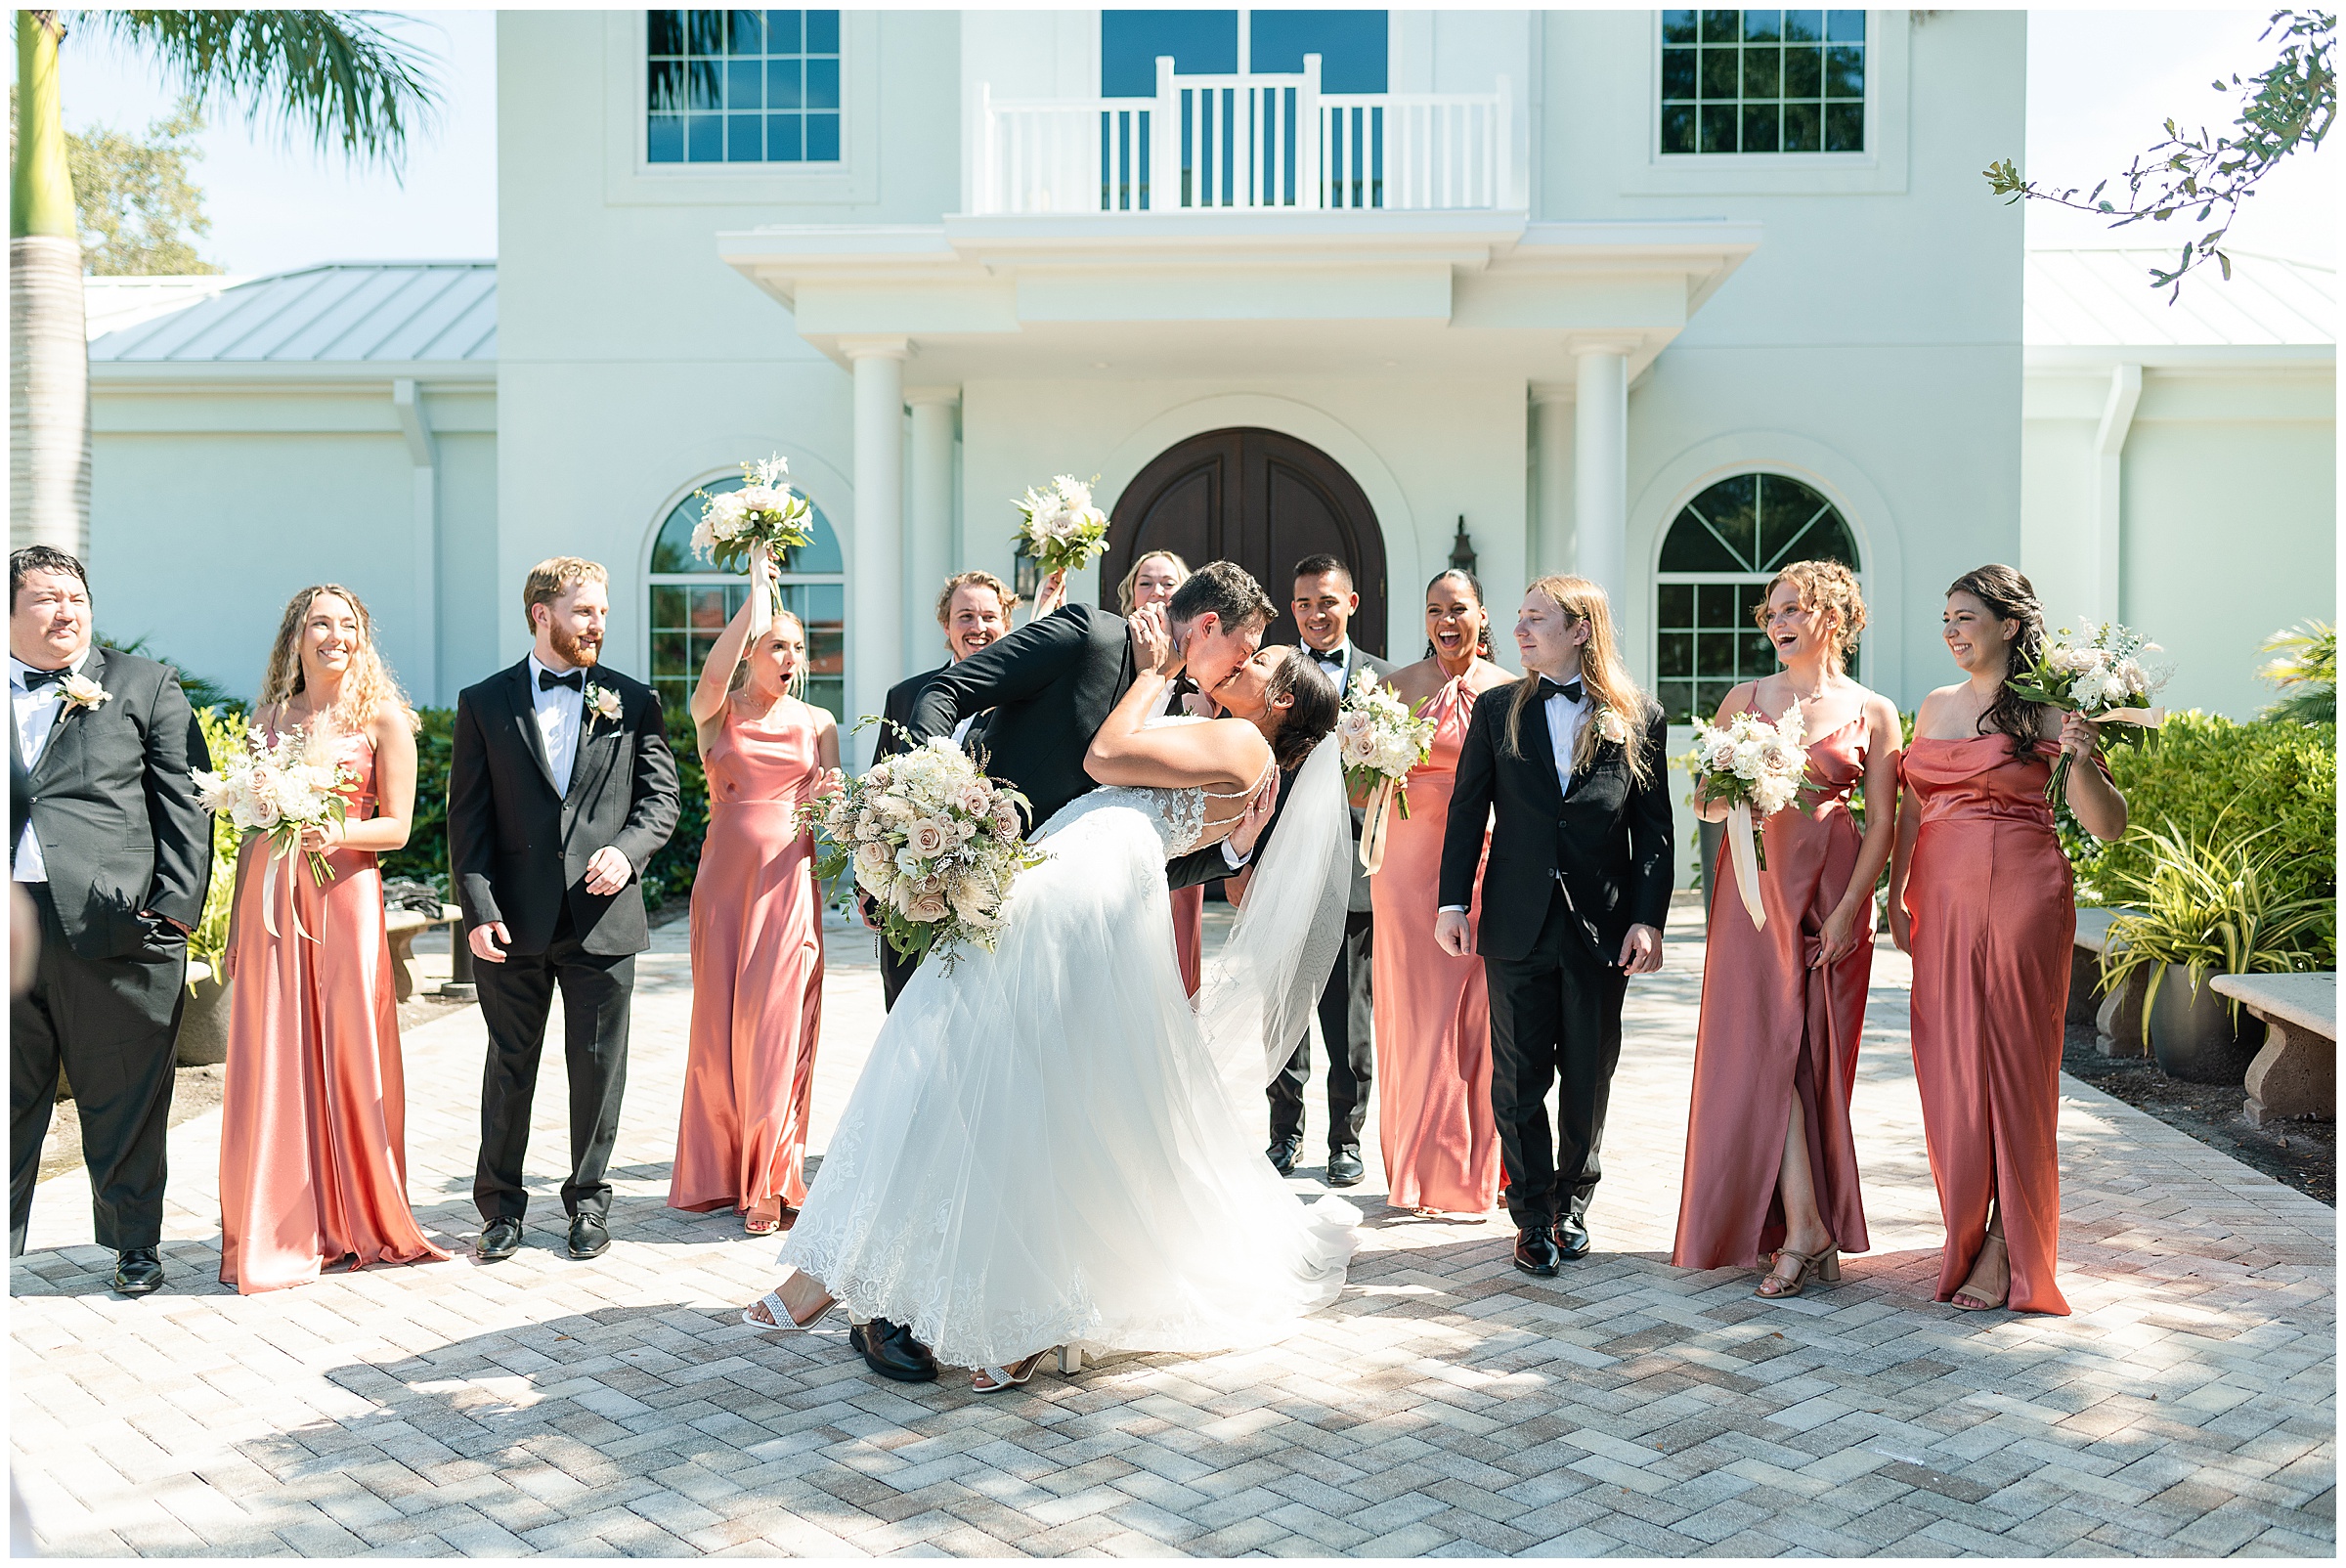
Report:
8,546,212,1294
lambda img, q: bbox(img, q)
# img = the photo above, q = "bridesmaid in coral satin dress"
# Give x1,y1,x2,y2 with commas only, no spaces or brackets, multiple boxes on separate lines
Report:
1370,569,1515,1213
1889,567,2128,1316
1673,565,1902,1296
670,601,842,1233
219,586,449,1293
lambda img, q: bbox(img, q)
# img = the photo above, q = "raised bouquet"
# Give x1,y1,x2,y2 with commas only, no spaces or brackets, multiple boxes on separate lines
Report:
1335,667,1435,874
1013,473,1111,580
2008,620,2168,803
692,455,814,636
814,736,1044,969
189,723,358,938
1691,705,1809,930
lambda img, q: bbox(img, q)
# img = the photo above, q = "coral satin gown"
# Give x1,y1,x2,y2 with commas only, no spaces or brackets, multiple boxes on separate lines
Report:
1170,886,1204,997
218,726,449,1293
1900,736,2075,1315
1368,674,1500,1214
1673,705,1873,1270
669,697,826,1219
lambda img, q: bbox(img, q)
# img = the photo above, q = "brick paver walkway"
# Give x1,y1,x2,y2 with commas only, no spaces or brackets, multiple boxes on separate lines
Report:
12,898,2334,1556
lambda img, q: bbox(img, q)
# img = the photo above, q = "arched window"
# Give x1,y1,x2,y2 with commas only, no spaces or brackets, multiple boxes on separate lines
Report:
1655,471,1860,724
647,476,846,719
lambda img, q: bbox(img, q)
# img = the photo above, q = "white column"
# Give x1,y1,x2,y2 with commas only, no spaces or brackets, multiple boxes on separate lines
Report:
845,337,908,738
2091,363,2143,624
392,379,438,704
906,388,961,671
1530,383,1574,581
1571,343,1631,605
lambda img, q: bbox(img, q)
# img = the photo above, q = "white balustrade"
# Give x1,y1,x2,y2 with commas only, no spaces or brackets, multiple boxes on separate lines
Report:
972,60,1512,216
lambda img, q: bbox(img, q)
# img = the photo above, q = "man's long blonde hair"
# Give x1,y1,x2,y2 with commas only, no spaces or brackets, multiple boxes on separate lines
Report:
258,584,418,737
1503,574,1653,783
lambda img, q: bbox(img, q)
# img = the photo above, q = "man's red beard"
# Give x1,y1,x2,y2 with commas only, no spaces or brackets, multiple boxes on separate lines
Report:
549,623,602,669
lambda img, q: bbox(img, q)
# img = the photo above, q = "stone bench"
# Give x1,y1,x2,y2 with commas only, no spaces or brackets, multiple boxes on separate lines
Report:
384,902,461,1004
2071,907,2148,1057
2210,972,2336,1128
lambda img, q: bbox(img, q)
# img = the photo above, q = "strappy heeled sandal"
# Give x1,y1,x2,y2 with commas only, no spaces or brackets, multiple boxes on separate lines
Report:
741,1285,832,1330
1951,1233,2011,1311
972,1351,1048,1394
1755,1246,1842,1299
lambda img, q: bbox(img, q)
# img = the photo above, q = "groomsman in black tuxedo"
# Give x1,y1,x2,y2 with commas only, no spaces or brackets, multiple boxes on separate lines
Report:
8,547,211,1293
1436,576,1671,1276
870,571,1016,1011
450,558,679,1264
1268,554,1395,1187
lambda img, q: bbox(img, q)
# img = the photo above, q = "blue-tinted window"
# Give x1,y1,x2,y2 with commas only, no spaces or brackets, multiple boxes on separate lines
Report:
1659,7,1862,154
647,10,842,163
1249,11,1387,93
1102,11,1238,96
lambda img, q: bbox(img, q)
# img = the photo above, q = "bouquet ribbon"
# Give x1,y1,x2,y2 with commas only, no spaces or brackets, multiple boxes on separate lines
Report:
1360,777,1399,876
259,835,321,944
2095,706,2165,727
1724,801,1766,932
747,544,776,638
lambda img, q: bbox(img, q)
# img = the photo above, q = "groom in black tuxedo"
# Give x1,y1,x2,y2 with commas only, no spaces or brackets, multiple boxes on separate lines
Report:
450,558,678,1264
1437,577,1671,1277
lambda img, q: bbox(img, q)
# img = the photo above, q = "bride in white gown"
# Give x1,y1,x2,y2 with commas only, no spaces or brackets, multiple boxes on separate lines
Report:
746,608,1359,1390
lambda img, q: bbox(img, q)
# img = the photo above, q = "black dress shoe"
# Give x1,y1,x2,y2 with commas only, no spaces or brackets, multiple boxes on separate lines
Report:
477,1217,524,1261
1555,1216,1592,1261
1513,1226,1561,1278
1266,1135,1301,1177
111,1246,163,1296
1325,1148,1366,1188
567,1213,610,1259
850,1317,939,1382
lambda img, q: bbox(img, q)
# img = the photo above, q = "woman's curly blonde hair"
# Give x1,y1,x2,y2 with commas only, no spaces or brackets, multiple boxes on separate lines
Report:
1756,559,1867,665
258,584,419,738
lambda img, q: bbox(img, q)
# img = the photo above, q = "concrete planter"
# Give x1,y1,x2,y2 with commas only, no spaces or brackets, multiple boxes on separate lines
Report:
175,961,232,1067
2148,964,2267,1086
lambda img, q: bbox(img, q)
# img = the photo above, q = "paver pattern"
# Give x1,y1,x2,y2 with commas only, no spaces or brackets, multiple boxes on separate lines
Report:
12,898,2334,1557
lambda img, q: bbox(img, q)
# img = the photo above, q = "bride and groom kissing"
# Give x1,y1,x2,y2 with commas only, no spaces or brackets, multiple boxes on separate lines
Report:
744,559,1367,1392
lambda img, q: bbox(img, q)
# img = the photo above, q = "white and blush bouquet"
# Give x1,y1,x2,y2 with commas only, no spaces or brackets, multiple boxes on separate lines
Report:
190,724,358,937
692,455,814,636
814,736,1043,969
1691,705,1809,929
2008,620,2169,802
1335,667,1435,873
1013,474,1111,579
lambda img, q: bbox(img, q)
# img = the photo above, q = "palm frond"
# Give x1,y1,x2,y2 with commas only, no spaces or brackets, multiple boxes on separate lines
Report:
71,10,441,173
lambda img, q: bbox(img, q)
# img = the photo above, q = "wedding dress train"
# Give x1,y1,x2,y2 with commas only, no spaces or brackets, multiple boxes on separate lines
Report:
780,736,1358,1371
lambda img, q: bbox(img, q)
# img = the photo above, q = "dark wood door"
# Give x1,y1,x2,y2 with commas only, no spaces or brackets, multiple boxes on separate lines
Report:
1102,427,1387,656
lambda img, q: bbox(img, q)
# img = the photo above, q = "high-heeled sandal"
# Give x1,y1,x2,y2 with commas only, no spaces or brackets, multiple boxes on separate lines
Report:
972,1351,1048,1394
1755,1246,1842,1299
744,1206,787,1237
741,1285,833,1330
1950,1232,2011,1311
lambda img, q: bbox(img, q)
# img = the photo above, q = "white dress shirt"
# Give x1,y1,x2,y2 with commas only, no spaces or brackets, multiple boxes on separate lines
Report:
12,648,91,883
528,653,586,796
1440,675,1588,914
1303,638,1355,692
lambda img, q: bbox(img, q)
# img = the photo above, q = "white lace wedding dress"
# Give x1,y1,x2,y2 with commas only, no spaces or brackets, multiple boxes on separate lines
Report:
780,727,1359,1371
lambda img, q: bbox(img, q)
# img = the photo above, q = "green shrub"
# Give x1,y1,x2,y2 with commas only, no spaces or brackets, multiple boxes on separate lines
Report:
2065,713,2336,929
187,705,247,978
644,704,710,909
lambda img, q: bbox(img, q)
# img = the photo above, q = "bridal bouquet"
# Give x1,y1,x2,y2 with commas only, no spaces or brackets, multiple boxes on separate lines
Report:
189,723,357,938
1691,705,1809,930
1335,668,1435,874
1013,474,1111,579
814,736,1043,969
2008,620,2169,802
692,455,814,636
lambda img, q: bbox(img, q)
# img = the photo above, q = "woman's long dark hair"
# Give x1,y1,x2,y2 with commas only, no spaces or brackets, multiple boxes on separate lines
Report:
1262,646,1340,773
1948,564,2047,759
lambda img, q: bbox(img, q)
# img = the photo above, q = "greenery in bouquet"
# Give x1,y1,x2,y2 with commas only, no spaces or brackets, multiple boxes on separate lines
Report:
1012,474,1111,579
2007,618,2169,802
691,455,814,576
1334,667,1434,816
1688,704,1808,871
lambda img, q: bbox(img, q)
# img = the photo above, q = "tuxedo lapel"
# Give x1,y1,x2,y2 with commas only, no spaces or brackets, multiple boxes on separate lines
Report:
502,661,561,796
1521,688,1567,811
566,696,621,806
29,645,105,787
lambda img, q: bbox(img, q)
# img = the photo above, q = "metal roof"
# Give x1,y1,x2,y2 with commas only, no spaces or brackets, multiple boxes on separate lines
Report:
2025,247,2334,348
87,261,496,364
82,275,250,341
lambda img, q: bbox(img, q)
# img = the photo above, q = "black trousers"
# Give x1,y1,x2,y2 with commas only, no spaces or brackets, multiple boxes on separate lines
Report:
10,882,187,1255
1485,885,1627,1232
473,906,634,1224
1270,911,1374,1155
879,936,920,1012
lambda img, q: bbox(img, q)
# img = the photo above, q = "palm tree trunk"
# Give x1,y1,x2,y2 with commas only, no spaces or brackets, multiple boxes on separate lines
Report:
11,10,91,558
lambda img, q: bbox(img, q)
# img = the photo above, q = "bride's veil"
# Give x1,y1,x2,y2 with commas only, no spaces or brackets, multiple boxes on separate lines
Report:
1195,733,1352,1096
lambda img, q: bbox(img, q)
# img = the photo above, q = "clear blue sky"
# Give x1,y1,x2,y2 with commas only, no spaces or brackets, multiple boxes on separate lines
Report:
31,8,2340,274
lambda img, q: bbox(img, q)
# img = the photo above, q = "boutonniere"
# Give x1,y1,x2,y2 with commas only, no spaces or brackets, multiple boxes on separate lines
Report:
58,672,110,715
583,682,623,729
1593,705,1629,746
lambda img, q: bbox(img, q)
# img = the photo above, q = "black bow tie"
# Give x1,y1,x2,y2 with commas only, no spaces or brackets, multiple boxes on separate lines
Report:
538,668,584,693
1539,677,1585,704
1310,648,1345,668
18,666,68,690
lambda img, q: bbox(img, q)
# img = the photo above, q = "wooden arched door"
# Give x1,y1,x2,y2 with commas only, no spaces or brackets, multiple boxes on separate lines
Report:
1102,427,1387,656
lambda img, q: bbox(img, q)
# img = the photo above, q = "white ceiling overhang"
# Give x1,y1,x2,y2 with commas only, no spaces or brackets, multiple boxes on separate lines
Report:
717,211,1761,383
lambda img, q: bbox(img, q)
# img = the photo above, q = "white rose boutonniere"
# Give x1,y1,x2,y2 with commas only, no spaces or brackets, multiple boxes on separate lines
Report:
58,672,110,715
584,682,623,729
1594,705,1629,746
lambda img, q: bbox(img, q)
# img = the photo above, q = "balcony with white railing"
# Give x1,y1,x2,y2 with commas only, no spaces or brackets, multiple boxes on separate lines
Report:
973,56,1517,218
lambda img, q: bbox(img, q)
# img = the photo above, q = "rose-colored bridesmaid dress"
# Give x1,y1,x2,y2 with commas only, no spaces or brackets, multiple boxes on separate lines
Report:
1673,705,1873,1270
1170,886,1204,997
669,698,826,1220
1899,736,2074,1315
218,725,450,1293
1368,674,1500,1214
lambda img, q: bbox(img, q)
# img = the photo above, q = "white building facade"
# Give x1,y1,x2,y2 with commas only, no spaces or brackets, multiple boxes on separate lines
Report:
80,9,2332,824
